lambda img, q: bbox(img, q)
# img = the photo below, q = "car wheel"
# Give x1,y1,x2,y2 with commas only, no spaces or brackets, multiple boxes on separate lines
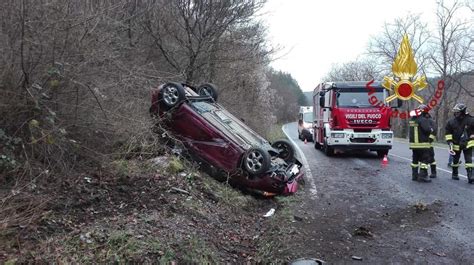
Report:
197,83,218,102
271,139,295,163
243,147,270,175
159,82,186,110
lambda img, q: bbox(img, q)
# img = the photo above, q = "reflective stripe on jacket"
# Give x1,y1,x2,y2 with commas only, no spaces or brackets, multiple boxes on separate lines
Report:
445,115,474,148
409,115,433,149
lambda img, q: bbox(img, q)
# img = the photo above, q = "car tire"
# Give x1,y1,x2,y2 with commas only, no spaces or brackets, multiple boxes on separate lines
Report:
243,147,270,175
158,82,186,111
197,83,218,102
271,139,295,163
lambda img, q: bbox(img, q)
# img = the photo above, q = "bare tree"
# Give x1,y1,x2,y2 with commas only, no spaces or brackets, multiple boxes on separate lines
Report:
142,0,267,83
139,0,278,135
367,14,433,137
430,0,474,137
267,70,304,123
322,59,382,82
368,13,432,76
0,0,280,178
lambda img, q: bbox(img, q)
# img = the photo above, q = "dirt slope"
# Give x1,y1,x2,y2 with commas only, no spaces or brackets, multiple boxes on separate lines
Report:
1,157,304,263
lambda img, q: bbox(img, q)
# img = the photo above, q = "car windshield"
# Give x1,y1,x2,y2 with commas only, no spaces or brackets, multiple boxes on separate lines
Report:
336,87,385,108
303,112,313,123
191,101,266,147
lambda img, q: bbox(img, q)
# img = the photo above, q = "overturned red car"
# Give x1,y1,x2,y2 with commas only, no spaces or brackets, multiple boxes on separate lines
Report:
150,82,304,196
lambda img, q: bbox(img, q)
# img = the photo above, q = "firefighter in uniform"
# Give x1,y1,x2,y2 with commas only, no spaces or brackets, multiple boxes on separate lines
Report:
427,112,437,178
445,103,474,183
409,104,434,182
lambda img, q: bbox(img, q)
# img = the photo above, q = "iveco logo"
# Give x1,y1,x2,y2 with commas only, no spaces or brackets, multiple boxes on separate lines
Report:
350,119,375,124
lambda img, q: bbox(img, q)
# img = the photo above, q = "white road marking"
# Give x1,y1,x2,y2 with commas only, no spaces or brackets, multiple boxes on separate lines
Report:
394,139,451,150
282,124,318,197
388,152,467,179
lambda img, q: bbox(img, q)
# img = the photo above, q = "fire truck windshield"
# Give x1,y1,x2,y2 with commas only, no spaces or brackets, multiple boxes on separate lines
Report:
335,87,385,108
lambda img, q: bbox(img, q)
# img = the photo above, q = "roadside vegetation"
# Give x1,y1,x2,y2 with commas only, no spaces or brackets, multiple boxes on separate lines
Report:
2,0,471,262
0,1,307,262
1,144,307,263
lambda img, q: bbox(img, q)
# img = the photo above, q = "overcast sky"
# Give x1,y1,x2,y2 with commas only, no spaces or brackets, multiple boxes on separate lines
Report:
263,0,453,91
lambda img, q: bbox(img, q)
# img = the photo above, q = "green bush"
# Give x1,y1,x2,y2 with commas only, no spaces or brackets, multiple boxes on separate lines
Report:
167,157,184,174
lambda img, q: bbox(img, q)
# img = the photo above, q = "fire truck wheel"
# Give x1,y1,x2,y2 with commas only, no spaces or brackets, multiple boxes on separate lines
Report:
323,141,334,156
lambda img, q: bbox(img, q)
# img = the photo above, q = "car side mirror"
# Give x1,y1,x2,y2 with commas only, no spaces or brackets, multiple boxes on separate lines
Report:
319,96,325,108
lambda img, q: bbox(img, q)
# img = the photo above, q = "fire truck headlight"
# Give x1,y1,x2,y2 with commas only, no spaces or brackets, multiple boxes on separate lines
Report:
331,133,345,138
381,133,393,139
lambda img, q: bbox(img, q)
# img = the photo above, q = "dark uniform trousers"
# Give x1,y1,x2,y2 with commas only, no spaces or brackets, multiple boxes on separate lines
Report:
451,146,473,173
409,118,432,181
411,149,430,174
445,115,474,181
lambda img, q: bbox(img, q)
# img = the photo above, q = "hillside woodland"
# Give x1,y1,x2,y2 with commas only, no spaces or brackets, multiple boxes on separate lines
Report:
0,0,305,262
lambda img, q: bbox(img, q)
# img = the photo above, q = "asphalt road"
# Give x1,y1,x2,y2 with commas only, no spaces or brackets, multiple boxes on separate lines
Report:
282,122,474,264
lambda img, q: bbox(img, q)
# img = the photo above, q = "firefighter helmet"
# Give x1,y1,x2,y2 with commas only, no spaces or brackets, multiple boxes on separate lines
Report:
453,103,468,115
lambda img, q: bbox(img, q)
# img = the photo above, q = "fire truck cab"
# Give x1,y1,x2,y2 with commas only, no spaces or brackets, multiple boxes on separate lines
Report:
313,81,394,157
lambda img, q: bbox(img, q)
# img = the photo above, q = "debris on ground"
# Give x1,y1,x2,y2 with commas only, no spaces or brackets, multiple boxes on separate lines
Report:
413,202,428,213
353,226,374,238
293,215,304,222
290,258,326,264
263,208,276,218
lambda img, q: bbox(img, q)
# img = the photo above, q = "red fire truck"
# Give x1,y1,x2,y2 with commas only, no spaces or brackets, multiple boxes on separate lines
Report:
313,81,395,157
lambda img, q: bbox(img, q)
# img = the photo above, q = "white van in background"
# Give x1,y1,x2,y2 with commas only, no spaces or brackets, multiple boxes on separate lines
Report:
298,106,314,141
